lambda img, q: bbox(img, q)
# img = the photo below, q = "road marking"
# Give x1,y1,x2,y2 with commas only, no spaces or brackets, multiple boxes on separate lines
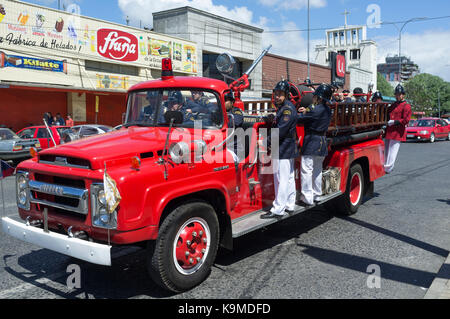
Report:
0,270,68,299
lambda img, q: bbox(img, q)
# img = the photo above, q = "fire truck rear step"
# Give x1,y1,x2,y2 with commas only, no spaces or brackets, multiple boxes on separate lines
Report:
231,191,342,238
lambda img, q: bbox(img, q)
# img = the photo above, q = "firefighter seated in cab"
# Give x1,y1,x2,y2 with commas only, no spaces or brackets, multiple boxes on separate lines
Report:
163,91,191,123
224,90,244,162
260,80,299,219
142,91,160,121
297,83,333,206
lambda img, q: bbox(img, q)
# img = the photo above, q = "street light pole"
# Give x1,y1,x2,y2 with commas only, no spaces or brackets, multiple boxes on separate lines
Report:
396,17,426,84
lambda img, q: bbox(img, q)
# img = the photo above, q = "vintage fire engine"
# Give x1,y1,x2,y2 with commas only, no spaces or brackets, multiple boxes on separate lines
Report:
2,47,388,292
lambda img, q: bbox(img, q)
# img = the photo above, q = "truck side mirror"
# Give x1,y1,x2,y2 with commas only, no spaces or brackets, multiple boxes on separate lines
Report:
216,53,236,76
164,111,184,125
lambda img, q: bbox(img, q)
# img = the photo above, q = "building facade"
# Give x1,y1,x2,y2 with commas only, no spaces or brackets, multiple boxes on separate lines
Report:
377,55,419,87
262,53,350,98
0,0,197,131
315,24,377,93
153,6,264,99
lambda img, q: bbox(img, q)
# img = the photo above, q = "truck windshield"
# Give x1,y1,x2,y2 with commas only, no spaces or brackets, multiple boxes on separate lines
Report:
125,89,223,129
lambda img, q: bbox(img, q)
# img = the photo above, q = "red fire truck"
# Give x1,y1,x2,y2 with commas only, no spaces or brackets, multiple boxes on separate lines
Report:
2,48,388,292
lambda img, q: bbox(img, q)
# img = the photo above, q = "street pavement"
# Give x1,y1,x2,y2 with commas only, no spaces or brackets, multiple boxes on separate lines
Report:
0,138,449,299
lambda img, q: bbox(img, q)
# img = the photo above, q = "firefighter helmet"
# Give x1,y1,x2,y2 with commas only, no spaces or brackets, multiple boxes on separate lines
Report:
395,84,405,95
224,90,235,102
371,91,383,102
273,80,290,96
313,84,333,102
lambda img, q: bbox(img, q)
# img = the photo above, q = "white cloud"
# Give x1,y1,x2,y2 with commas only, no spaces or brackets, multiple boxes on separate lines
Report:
375,30,450,82
117,0,254,27
259,0,327,10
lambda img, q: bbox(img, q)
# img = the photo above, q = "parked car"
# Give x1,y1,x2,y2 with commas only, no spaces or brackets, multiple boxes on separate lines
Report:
406,117,450,142
16,126,69,149
60,124,113,143
0,127,41,164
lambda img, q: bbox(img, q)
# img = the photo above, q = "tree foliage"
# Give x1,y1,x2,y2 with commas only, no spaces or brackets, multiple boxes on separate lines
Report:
376,72,394,97
404,73,450,116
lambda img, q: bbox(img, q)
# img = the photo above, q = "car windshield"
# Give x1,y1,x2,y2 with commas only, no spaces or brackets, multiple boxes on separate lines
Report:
408,120,418,127
0,128,19,140
416,120,435,127
125,89,223,129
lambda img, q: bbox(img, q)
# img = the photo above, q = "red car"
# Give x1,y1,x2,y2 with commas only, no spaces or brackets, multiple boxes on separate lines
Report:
406,117,450,142
16,126,70,149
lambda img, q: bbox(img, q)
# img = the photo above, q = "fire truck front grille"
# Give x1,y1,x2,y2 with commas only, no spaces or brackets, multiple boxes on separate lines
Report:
28,180,89,216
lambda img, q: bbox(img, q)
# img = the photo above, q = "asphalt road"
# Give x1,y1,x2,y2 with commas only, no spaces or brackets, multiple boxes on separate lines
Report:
0,138,449,299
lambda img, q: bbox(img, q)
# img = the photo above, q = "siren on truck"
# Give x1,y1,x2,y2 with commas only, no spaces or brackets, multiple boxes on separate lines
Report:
161,58,174,80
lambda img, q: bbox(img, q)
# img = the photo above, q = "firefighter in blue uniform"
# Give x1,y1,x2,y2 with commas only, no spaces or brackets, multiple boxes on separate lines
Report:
261,80,299,219
297,83,333,206
142,91,160,121
225,90,244,162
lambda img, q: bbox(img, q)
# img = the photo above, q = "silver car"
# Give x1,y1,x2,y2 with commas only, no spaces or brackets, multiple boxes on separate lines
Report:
60,124,113,143
0,128,41,164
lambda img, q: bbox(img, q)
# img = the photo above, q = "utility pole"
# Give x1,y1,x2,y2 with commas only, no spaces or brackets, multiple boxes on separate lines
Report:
438,89,441,118
306,0,311,83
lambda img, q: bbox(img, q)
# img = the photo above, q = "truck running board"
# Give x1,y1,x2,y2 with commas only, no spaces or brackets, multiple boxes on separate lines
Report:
231,191,342,238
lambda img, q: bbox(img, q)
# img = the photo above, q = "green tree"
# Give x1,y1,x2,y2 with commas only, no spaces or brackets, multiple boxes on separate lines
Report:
377,72,393,97
404,73,450,116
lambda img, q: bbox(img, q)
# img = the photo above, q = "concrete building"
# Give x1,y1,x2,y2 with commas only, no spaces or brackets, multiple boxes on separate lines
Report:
315,24,377,93
153,6,264,99
377,55,420,87
0,0,197,131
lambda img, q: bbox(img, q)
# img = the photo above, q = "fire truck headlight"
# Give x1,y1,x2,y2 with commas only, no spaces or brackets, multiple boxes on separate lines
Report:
419,130,429,135
16,172,30,210
90,184,117,230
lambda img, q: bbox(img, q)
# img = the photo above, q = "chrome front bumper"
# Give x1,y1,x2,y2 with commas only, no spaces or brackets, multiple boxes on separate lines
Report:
1,217,111,266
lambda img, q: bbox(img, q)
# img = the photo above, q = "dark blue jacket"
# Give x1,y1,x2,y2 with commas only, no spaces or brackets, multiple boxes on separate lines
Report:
268,100,299,159
297,103,331,157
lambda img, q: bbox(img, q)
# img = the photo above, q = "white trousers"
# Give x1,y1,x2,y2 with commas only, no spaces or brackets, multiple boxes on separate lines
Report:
300,156,325,205
271,158,296,215
384,139,401,174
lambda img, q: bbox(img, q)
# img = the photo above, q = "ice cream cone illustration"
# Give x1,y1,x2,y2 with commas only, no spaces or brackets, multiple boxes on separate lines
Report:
0,5,6,23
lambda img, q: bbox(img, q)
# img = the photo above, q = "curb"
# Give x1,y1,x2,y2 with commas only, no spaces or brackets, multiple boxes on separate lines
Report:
424,252,450,299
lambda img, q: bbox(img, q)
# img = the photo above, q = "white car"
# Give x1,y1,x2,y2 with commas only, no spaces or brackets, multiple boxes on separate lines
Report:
61,124,113,143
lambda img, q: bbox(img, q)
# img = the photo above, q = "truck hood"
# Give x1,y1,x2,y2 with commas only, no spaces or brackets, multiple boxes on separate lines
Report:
37,126,203,170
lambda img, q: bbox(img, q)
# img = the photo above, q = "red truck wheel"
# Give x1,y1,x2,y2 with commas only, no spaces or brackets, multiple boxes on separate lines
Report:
326,164,364,216
147,201,219,292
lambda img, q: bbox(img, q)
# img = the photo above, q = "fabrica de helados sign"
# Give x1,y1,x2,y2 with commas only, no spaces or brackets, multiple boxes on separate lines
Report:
97,28,138,62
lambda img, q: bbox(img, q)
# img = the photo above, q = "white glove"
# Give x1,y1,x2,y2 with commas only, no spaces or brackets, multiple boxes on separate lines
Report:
388,120,395,126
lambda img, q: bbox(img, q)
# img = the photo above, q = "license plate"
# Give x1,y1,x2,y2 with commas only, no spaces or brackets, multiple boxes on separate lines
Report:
407,135,414,138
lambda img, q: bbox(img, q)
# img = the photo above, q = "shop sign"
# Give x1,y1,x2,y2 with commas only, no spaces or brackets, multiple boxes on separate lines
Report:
97,28,138,62
0,51,67,73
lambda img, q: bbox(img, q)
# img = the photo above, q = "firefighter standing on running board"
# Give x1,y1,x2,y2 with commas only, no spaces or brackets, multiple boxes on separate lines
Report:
260,80,299,219
384,84,411,174
297,84,333,206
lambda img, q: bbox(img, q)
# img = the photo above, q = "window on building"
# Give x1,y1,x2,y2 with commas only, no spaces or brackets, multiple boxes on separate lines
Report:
338,50,346,59
85,60,139,76
389,73,395,82
350,49,360,60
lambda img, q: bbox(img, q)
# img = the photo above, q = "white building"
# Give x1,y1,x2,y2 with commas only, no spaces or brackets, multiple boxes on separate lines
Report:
315,24,377,93
153,6,264,98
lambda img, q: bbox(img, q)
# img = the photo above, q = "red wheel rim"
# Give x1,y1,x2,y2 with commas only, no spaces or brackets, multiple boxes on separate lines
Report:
173,218,210,275
349,172,362,206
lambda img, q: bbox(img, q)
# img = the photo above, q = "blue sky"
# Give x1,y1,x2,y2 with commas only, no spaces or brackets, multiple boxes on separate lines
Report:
23,0,450,80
